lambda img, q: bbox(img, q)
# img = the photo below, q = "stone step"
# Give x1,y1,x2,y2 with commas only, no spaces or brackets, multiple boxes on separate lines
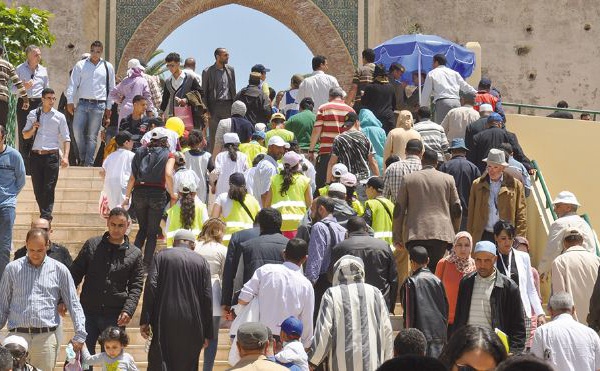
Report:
59,327,233,346
24,176,105,190
15,211,107,226
12,225,108,242
54,167,105,178
19,188,102,201
15,200,100,214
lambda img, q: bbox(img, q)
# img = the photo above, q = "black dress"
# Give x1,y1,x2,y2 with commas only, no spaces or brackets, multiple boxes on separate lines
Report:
141,246,214,370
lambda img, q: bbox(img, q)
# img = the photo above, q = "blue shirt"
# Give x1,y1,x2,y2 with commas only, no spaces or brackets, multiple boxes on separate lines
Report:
0,256,87,342
65,58,116,106
305,215,346,283
24,107,70,150
15,62,49,98
0,145,25,208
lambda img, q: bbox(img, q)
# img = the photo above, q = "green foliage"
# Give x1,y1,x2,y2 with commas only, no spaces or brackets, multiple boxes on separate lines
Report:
144,49,167,77
0,2,55,64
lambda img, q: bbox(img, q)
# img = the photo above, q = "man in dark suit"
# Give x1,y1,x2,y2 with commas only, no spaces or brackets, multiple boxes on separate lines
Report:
202,48,236,152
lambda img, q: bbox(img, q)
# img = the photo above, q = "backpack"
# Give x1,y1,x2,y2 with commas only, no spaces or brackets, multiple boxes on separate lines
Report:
133,146,169,185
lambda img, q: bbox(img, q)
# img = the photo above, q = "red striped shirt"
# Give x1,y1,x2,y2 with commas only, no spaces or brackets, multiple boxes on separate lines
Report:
314,98,355,155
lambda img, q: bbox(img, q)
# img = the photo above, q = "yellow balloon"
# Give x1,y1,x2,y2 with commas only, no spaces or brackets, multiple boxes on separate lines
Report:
165,117,185,136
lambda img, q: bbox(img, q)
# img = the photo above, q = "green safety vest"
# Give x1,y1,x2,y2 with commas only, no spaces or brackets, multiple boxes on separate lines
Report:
165,201,208,247
352,199,365,216
365,197,394,245
239,141,267,168
318,185,329,196
270,173,310,232
223,194,260,244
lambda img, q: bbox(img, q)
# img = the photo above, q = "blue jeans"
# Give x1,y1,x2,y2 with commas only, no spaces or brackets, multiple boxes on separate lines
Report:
84,311,120,370
0,206,15,278
202,316,220,371
73,100,105,166
105,125,118,147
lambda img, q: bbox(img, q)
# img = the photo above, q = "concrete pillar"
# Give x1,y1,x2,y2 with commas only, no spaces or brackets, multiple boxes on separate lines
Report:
465,42,481,87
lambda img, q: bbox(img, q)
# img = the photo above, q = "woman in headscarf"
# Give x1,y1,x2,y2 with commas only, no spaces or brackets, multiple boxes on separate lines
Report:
513,235,542,349
361,64,397,133
382,110,421,168
435,231,476,333
109,58,154,125
359,109,386,173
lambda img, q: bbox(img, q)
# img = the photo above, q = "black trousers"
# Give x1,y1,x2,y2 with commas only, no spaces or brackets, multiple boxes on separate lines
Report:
17,98,42,174
30,151,60,220
406,239,452,273
315,153,331,190
313,273,331,324
0,100,8,126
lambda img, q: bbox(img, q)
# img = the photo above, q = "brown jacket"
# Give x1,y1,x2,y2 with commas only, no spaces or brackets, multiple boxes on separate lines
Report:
467,172,527,243
228,355,288,371
393,167,462,244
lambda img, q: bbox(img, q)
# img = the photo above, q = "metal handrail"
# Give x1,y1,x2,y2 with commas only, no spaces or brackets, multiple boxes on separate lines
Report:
531,160,557,220
503,102,600,120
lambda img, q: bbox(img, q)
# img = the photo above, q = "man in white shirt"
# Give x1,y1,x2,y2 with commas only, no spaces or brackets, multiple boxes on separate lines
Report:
183,57,202,87
539,191,598,276
238,238,314,348
531,291,600,371
419,54,477,123
296,56,341,113
551,228,600,324
251,136,288,206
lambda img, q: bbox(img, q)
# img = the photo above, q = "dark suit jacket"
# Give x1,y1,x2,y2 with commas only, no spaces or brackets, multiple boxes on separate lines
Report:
221,227,260,306
202,63,236,111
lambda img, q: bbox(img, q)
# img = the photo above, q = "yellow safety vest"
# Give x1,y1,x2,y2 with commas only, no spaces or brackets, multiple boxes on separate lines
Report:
352,199,365,216
165,201,208,247
270,173,310,232
318,185,329,196
239,141,267,168
364,197,394,245
223,194,260,245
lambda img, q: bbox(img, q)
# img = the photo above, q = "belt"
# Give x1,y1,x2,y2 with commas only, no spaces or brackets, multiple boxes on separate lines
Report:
9,326,57,334
31,149,59,155
79,98,106,104
435,97,459,102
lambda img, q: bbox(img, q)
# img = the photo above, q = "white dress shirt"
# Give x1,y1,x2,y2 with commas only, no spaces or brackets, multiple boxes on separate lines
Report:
65,58,116,106
252,155,278,207
296,70,340,113
102,148,135,209
420,65,476,106
531,313,600,371
239,261,315,347
15,62,49,98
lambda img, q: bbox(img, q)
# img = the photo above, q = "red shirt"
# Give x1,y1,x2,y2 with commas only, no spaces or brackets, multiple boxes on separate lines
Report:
474,91,499,111
314,98,355,155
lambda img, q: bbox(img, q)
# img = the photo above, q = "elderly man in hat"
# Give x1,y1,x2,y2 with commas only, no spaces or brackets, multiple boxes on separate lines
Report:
140,229,213,371
2,335,39,370
439,138,481,231
550,227,600,324
539,191,598,276
230,322,287,370
467,148,527,243
453,241,526,353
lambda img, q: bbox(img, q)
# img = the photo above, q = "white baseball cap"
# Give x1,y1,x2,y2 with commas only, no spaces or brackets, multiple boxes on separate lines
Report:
255,123,267,132
224,132,241,145
332,163,349,177
267,135,290,148
328,183,347,194
178,179,197,194
479,104,493,112
552,191,581,206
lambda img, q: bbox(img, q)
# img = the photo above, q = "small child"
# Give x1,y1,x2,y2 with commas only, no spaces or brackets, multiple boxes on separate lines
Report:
81,326,138,370
184,130,213,204
275,316,308,371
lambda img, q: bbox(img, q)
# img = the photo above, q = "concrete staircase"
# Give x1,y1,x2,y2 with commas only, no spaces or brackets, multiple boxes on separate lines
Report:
11,167,404,370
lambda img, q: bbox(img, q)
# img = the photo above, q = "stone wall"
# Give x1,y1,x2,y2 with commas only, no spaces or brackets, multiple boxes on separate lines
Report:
369,0,600,110
12,0,99,97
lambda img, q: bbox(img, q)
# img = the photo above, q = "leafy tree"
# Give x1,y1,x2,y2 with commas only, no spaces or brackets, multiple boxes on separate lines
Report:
144,49,167,77
0,3,55,64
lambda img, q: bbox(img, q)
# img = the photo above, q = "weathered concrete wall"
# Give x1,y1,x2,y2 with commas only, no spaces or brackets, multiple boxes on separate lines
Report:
13,0,99,96
370,0,600,110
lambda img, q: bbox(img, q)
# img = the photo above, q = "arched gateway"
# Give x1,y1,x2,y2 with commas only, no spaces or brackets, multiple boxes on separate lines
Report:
115,0,359,86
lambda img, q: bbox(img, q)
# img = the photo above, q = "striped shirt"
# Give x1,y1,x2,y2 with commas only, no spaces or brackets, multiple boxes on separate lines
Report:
0,58,28,102
414,119,449,162
143,73,163,110
467,270,496,329
313,98,354,155
352,63,375,105
331,129,374,181
0,256,87,342
382,155,422,202
310,256,393,371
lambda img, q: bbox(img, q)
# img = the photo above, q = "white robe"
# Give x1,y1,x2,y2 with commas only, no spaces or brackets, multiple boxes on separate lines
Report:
102,148,135,210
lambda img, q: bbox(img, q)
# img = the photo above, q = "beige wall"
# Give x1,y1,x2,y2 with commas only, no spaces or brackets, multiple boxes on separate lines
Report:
506,114,598,226
370,1,600,110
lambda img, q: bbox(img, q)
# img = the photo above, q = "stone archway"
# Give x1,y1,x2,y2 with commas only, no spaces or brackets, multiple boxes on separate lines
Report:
117,0,355,87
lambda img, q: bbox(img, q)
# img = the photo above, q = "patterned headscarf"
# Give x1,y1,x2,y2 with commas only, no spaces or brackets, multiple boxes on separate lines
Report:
447,231,476,275
396,110,414,129
332,255,365,286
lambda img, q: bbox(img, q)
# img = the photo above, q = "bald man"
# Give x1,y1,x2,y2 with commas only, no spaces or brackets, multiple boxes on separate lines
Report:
14,218,73,267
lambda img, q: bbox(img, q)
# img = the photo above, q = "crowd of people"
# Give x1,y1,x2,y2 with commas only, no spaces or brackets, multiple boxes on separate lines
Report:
0,40,599,371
